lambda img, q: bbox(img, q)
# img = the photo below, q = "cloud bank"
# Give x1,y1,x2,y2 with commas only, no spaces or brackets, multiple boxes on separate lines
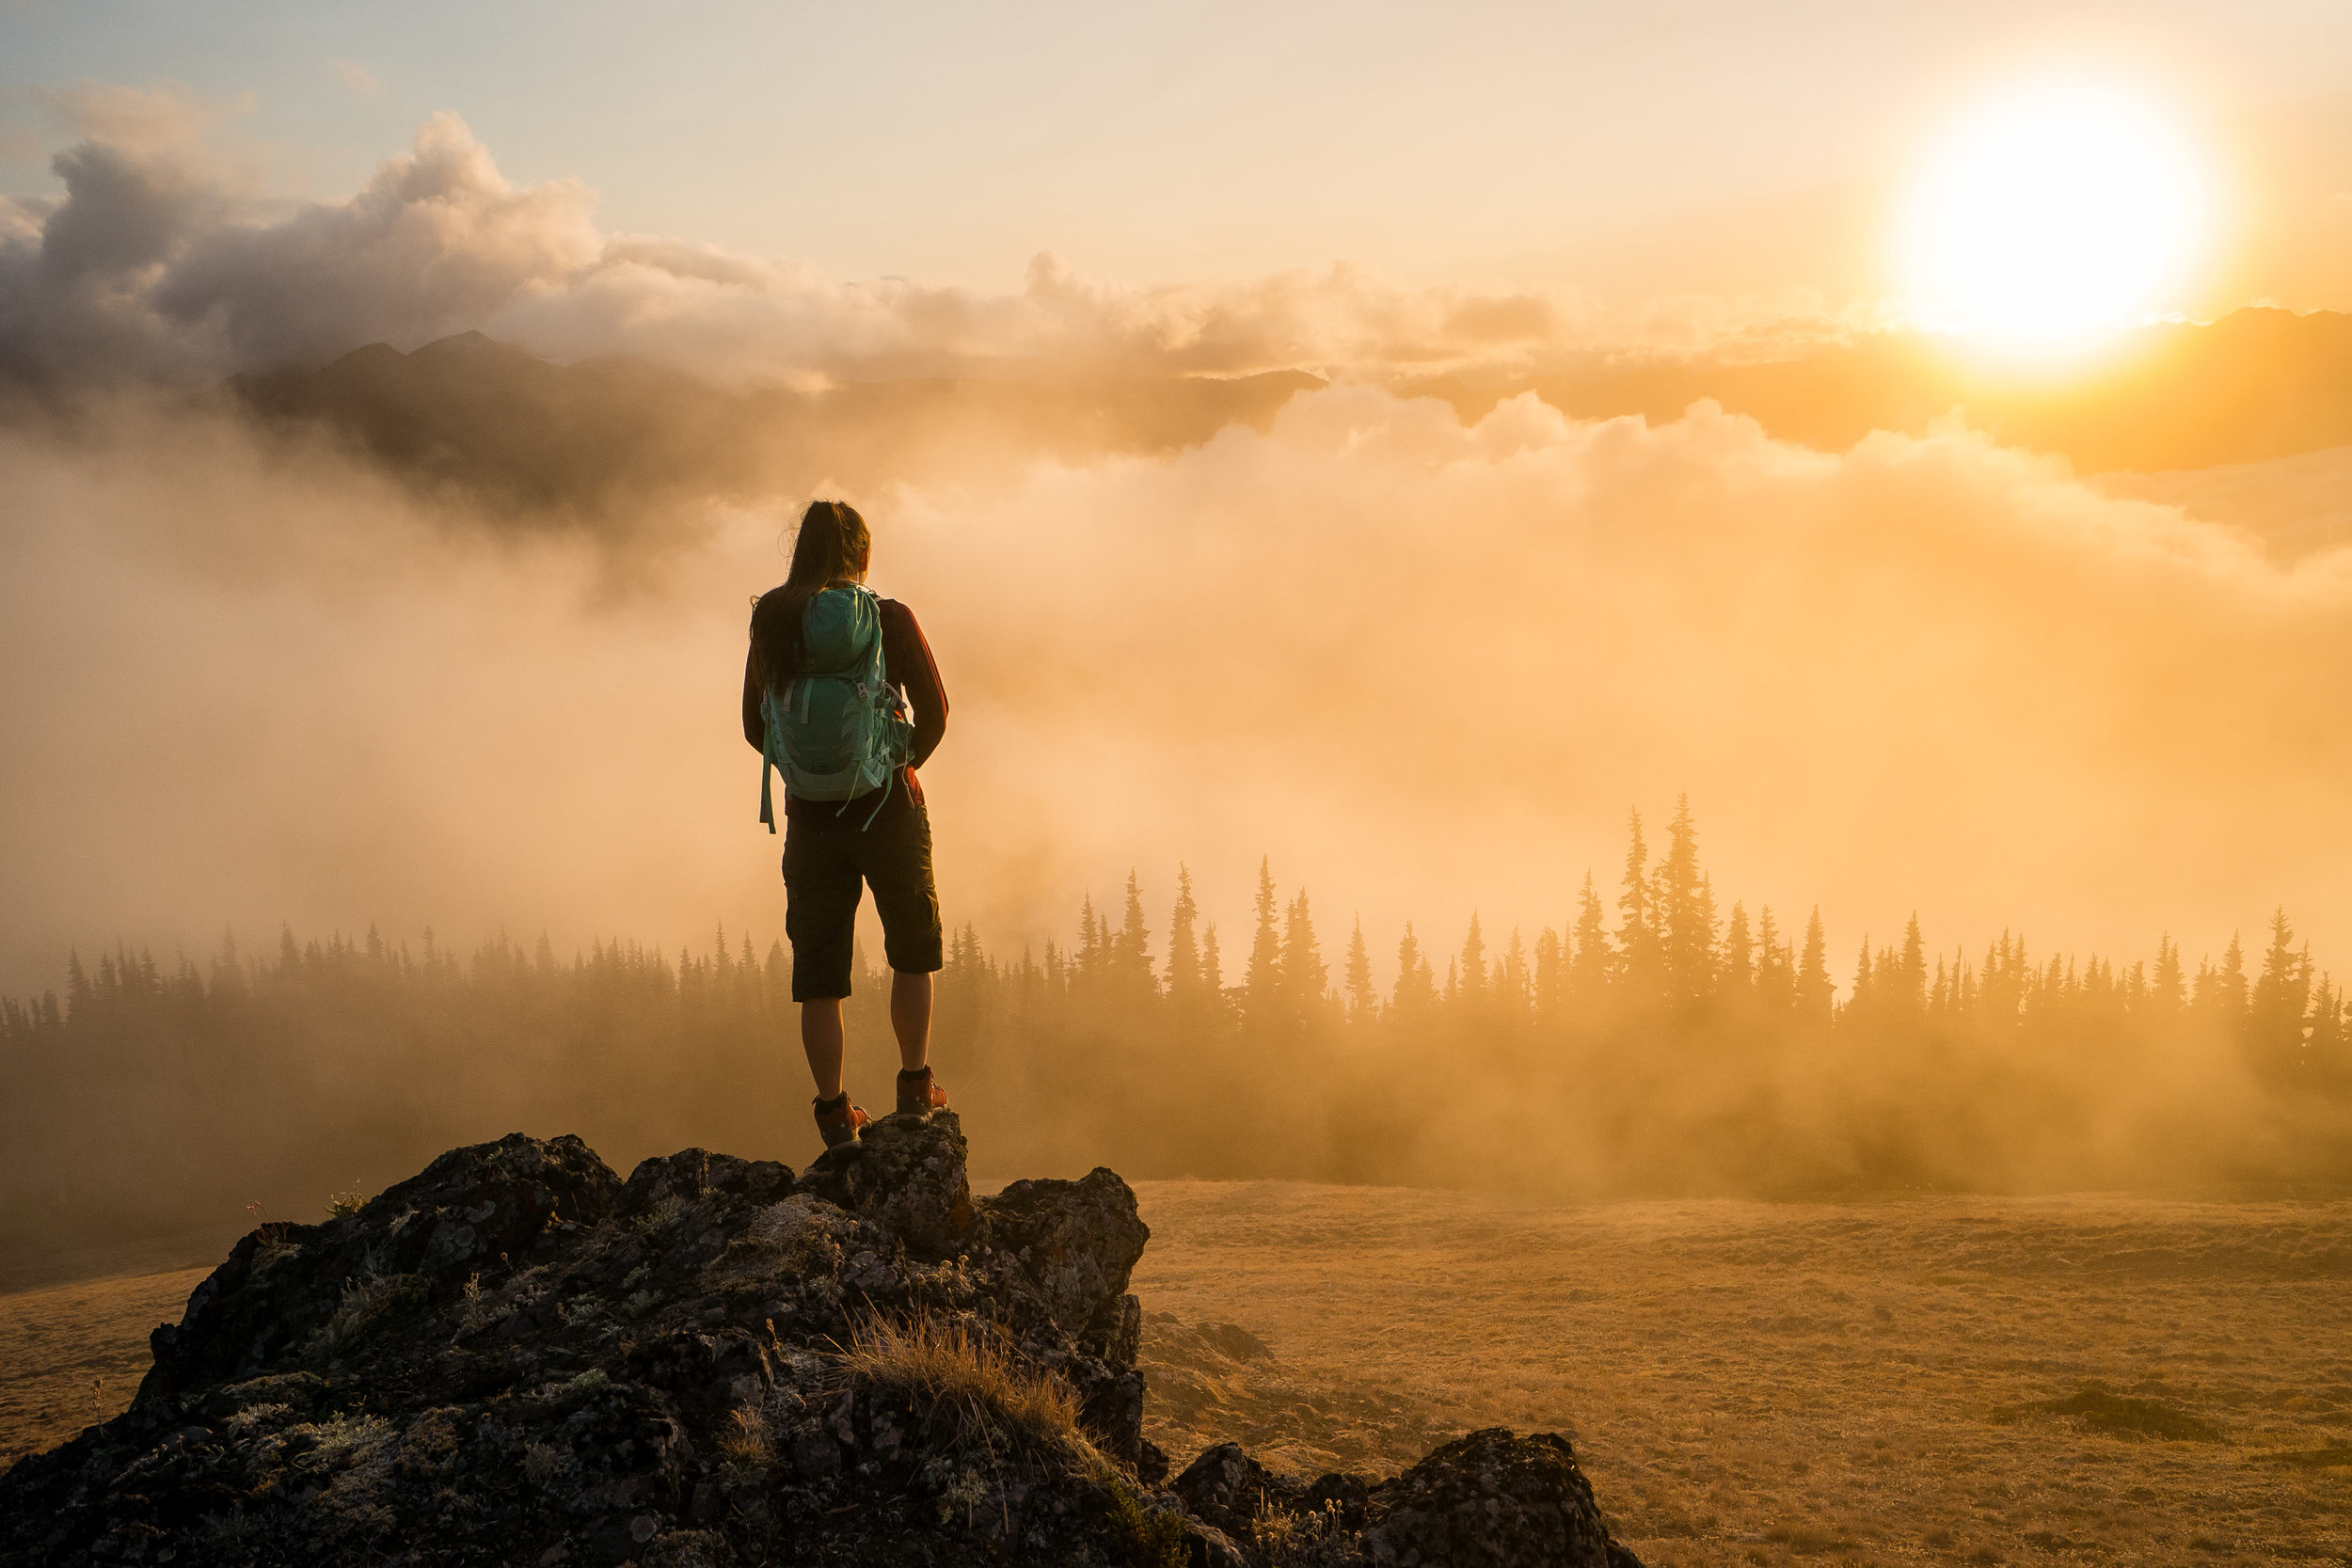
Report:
7,382,2352,1000
2,102,1875,391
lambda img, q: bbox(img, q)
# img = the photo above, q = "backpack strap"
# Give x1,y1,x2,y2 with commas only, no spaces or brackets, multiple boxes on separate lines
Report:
757,705,779,834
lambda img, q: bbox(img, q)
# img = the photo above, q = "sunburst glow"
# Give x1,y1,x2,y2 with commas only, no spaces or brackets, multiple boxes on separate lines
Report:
1899,80,2214,356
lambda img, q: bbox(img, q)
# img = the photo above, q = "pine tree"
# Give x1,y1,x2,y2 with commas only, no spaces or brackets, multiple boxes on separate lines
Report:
1344,918,1376,1025
2307,974,2344,1071
1795,908,1833,1022
2216,932,2249,1029
1200,923,1225,999
1497,928,1530,1022
1167,866,1202,1001
1392,923,1437,1017
1615,810,1661,995
1534,928,1565,1022
1279,891,1328,1027
2249,910,2309,1074
1848,938,1874,1018
1755,907,1789,1012
1457,913,1487,1009
1568,874,1611,1004
2152,934,2185,1015
1114,870,1155,997
1244,858,1282,1017
1723,902,1754,994
1898,915,1927,1012
1075,894,1101,984
1652,796,1717,1006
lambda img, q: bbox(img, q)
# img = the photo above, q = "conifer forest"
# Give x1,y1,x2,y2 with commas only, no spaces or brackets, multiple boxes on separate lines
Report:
5,801,2346,1255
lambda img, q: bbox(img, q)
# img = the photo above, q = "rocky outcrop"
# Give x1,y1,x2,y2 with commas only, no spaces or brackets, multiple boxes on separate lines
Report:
0,1115,1641,1567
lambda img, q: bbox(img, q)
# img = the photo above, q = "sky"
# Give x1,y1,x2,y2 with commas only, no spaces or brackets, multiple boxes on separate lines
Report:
3,0,2347,306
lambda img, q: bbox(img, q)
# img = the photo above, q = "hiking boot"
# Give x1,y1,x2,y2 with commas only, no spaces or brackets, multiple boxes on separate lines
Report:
814,1092,869,1148
896,1066,948,1117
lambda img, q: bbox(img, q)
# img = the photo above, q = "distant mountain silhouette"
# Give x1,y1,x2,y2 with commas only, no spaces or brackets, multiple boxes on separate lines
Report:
227,339,1327,530
1411,308,2352,473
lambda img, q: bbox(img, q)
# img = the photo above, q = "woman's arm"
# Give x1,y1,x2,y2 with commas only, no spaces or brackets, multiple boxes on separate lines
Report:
882,601,948,768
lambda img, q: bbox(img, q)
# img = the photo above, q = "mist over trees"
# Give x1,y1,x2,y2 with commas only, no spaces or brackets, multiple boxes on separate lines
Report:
5,800,2347,1258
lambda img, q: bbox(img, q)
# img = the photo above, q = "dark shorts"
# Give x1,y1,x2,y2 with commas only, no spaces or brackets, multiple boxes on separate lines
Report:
782,796,943,1001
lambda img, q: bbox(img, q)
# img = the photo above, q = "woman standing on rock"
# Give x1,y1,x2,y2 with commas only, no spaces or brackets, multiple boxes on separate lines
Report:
744,499,950,1148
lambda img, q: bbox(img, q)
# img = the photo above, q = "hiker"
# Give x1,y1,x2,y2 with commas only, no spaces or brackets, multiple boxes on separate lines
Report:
744,499,949,1148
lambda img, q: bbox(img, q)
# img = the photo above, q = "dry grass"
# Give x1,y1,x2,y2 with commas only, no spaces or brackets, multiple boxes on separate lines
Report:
834,1311,1089,1460
1132,1181,2352,1568
0,1265,210,1470
717,1403,775,1466
1253,1497,1345,1566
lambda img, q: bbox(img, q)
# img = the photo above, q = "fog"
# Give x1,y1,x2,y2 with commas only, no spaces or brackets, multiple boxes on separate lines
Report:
7,381,2352,1002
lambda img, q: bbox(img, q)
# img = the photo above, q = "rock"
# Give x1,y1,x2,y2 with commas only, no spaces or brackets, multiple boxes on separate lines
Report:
968,1164,1151,1347
140,1131,619,1402
797,1109,973,1259
1175,1441,1304,1538
0,1115,1643,1568
1357,1429,1634,1568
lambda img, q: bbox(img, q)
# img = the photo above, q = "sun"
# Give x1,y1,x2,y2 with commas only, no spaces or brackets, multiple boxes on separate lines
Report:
1898,79,2214,357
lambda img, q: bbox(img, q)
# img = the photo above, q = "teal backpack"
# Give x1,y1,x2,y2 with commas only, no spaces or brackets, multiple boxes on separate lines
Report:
758,585,915,832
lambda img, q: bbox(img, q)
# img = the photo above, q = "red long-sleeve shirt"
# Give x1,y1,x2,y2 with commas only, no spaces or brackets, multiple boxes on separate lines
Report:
742,594,947,820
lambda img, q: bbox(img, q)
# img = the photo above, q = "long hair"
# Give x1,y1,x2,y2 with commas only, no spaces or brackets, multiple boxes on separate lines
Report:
751,499,871,687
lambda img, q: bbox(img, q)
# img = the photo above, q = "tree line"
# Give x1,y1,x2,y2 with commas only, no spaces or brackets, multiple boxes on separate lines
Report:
5,799,2346,1257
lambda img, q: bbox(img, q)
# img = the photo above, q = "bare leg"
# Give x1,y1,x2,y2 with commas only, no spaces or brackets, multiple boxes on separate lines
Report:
891,971,932,1073
801,998,845,1101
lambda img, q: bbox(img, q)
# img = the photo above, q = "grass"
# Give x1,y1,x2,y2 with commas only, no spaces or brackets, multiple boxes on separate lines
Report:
831,1309,1192,1561
834,1311,1089,1460
2255,1446,2352,1468
1253,1498,1345,1567
1129,1181,2352,1568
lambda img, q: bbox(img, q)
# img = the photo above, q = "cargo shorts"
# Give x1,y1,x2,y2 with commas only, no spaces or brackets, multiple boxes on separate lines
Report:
782,795,944,1001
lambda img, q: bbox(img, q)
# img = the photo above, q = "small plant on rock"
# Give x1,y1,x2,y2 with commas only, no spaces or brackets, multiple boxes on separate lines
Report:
1105,1479,1190,1568
1254,1497,1344,1567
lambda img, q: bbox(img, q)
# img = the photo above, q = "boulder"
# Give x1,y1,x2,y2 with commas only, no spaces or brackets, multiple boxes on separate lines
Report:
796,1109,973,1259
1358,1429,1641,1568
0,1115,1642,1568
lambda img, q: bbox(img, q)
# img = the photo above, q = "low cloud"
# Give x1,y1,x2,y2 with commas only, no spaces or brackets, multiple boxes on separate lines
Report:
5,384,2351,1000
2,102,1866,391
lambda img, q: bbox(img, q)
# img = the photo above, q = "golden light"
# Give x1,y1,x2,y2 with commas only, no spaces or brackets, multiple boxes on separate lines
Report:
1898,79,2214,357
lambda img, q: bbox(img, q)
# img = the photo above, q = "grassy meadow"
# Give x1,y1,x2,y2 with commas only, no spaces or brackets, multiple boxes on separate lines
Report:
5,1184,2347,1566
